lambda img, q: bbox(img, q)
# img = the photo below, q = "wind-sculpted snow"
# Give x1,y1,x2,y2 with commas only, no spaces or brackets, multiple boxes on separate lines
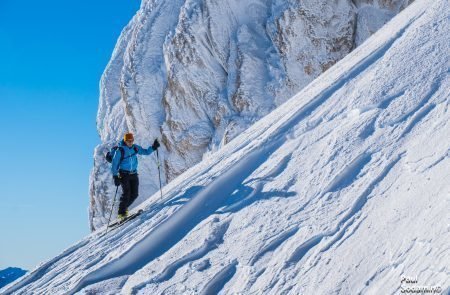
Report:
3,0,449,294
200,260,238,295
322,152,372,194
250,227,299,265
150,220,230,284
89,0,414,230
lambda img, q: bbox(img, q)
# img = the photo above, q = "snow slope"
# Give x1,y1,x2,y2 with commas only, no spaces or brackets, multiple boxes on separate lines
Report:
3,0,449,293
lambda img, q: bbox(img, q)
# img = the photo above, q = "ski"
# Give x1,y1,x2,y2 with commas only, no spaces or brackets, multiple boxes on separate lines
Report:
108,209,144,229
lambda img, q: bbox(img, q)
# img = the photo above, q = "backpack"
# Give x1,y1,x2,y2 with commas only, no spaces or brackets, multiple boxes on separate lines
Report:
105,146,139,163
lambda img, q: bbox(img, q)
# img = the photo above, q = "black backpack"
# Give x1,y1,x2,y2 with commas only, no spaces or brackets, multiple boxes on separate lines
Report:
105,146,139,163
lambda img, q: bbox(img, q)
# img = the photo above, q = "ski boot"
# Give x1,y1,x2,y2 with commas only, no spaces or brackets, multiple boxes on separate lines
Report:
118,210,129,222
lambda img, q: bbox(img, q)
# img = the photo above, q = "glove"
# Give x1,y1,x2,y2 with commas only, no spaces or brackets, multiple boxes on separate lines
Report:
152,138,160,151
113,175,121,187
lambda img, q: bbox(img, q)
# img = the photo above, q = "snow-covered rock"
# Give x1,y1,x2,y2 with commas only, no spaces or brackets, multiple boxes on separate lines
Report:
4,0,449,293
89,0,413,230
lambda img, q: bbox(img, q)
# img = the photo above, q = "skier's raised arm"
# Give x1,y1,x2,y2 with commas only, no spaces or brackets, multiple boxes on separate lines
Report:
136,138,160,155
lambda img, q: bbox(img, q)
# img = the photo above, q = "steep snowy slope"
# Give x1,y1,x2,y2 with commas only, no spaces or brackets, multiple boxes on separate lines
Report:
3,0,449,293
90,0,413,230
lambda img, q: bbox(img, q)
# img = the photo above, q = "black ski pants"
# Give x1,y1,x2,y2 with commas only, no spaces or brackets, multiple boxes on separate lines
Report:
118,172,139,215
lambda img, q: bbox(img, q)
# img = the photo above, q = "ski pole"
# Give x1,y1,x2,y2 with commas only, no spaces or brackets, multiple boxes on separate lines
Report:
105,185,119,234
156,149,163,200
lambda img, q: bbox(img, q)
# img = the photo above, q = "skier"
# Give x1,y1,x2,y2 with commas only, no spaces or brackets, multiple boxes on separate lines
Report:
111,132,160,220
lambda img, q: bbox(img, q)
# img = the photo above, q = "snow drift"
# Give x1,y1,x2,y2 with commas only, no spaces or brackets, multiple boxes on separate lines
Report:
3,0,449,293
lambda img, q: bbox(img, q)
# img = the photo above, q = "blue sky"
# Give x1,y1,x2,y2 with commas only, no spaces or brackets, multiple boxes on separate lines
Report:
0,0,141,270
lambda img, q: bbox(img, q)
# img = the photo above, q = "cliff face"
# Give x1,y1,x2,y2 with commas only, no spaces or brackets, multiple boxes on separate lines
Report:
89,0,412,230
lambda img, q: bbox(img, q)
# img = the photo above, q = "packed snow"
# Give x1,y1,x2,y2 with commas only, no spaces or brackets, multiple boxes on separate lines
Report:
2,0,449,294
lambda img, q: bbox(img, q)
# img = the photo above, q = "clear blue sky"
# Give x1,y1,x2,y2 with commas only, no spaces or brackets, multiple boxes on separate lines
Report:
0,0,140,270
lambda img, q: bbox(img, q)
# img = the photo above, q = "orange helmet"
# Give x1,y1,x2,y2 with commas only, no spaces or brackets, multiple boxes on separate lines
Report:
124,132,134,142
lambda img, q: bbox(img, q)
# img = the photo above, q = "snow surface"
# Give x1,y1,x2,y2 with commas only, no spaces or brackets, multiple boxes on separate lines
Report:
3,0,449,293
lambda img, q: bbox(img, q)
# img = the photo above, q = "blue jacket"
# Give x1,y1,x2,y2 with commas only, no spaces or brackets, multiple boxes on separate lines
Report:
111,140,154,176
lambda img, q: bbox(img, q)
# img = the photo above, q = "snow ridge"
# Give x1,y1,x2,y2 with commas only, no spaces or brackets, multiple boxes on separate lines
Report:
200,260,238,295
